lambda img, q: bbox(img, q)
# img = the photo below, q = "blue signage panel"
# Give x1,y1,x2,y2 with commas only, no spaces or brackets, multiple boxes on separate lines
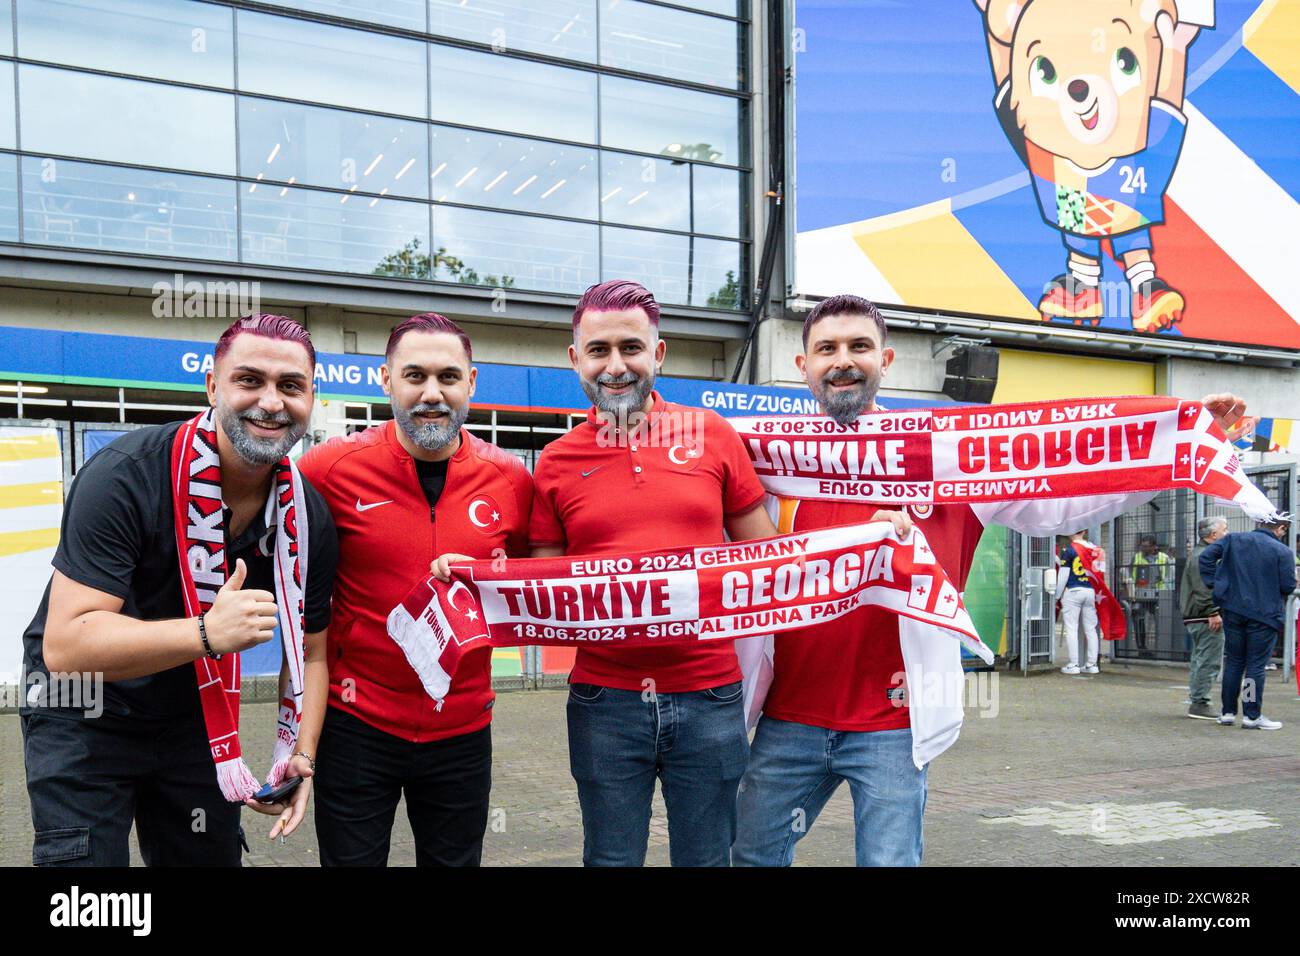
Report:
2,324,895,416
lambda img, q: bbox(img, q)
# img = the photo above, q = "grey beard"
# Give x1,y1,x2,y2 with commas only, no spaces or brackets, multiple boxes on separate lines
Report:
218,402,306,466
582,371,655,415
394,401,468,452
813,372,878,427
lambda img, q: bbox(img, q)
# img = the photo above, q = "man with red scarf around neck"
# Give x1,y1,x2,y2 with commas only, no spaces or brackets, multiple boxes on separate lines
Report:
22,314,338,866
732,294,1248,867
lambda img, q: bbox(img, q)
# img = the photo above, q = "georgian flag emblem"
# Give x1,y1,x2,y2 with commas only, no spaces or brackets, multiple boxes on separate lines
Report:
468,495,502,534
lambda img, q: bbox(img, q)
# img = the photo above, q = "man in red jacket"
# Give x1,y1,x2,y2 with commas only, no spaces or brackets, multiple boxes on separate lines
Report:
299,313,532,866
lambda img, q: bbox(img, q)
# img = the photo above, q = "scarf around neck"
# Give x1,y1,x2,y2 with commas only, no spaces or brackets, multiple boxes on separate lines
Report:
170,408,308,802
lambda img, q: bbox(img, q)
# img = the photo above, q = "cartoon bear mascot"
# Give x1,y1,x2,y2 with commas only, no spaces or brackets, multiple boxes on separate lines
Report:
976,0,1201,332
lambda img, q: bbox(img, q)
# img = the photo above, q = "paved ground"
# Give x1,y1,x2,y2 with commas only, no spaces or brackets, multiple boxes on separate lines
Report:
2,663,1297,866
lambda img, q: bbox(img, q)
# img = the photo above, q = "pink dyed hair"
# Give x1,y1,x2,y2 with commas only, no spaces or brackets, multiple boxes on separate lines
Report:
214,313,316,366
386,312,473,362
572,279,660,334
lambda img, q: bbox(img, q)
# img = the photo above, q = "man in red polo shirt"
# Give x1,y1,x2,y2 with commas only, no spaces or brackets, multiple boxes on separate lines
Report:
299,313,532,866
531,279,776,866
732,294,1249,867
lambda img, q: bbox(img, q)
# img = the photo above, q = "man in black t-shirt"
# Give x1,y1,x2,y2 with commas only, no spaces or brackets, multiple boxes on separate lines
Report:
21,314,338,866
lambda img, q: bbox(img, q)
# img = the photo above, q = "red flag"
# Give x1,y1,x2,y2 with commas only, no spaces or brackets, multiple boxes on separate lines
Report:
1074,541,1126,641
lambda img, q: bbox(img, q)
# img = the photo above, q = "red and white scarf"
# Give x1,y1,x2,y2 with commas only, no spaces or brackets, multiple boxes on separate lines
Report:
388,521,990,706
386,397,1280,707
730,396,1280,520
171,409,308,802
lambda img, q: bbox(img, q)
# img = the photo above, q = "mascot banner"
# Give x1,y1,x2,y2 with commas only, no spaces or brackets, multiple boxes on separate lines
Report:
792,0,1299,348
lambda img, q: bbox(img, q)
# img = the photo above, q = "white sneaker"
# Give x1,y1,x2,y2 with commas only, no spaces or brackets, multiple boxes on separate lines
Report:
1217,713,1236,725
1084,665,1100,674
1242,715,1282,730
1060,664,1081,675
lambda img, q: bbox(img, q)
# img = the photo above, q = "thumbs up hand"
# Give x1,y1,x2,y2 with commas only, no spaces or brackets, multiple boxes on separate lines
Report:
203,558,278,655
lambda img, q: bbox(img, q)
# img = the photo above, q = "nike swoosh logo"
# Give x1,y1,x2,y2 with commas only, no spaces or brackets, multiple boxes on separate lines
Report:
581,467,601,478
355,498,394,512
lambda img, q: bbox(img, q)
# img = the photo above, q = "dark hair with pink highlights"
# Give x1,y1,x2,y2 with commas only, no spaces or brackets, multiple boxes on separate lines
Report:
801,294,887,350
572,279,660,335
214,313,316,367
386,312,473,363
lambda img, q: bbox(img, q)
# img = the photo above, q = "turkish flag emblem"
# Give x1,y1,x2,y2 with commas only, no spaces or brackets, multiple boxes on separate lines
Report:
666,441,704,472
467,495,502,535
444,580,491,644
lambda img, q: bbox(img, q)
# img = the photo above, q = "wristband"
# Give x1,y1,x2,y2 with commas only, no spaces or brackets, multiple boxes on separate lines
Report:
198,613,221,660
292,751,316,772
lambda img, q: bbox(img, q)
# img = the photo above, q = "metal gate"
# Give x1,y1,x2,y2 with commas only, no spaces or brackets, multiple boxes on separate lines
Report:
1009,532,1056,672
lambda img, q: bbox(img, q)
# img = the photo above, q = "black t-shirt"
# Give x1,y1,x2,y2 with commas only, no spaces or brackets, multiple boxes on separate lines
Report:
21,420,338,724
414,457,449,509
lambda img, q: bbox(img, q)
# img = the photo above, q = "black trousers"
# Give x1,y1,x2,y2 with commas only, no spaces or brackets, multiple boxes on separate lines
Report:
22,713,242,867
313,708,492,867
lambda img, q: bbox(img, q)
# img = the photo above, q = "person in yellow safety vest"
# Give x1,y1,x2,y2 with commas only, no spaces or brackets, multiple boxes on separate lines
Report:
1126,534,1173,654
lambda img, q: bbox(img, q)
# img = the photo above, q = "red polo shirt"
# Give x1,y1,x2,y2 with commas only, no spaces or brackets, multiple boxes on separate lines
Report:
530,391,766,692
763,497,985,732
299,421,532,742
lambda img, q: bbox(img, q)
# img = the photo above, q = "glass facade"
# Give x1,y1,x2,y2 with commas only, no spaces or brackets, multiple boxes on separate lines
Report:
0,0,750,310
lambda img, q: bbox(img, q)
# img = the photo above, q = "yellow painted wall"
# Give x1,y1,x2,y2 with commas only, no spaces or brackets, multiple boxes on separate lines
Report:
991,350,1156,404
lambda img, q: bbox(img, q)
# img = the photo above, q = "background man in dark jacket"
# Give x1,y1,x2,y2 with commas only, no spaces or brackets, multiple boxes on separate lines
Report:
1199,515,1295,730
1182,516,1227,720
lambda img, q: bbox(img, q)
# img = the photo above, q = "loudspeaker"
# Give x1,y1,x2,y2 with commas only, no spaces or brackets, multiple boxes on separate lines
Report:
942,345,999,404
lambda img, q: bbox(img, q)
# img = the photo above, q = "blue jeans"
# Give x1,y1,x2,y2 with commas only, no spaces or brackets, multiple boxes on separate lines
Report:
732,717,926,867
566,681,748,867
1220,610,1279,720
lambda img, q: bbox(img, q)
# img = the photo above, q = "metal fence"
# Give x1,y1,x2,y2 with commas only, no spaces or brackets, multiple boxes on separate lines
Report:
1109,465,1296,665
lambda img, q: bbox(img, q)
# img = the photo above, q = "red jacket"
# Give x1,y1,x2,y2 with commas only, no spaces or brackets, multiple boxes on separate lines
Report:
299,422,533,741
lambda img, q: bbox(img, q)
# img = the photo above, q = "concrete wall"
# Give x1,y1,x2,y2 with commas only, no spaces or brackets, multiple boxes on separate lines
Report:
1161,357,1300,420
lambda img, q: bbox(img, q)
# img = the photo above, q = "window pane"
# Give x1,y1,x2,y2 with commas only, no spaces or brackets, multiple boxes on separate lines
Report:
0,64,13,150
240,98,429,200
670,0,736,15
601,226,688,305
600,1,739,89
691,237,743,309
255,0,425,30
0,0,12,56
20,66,235,175
599,153,688,231
238,11,426,117
430,126,596,219
600,76,738,165
18,0,234,87
0,153,17,242
242,184,431,277
692,164,742,237
433,205,597,294
429,0,595,63
429,44,597,143
22,157,237,258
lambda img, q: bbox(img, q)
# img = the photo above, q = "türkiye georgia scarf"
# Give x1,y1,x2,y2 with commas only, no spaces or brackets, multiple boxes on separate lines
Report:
387,396,1279,758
